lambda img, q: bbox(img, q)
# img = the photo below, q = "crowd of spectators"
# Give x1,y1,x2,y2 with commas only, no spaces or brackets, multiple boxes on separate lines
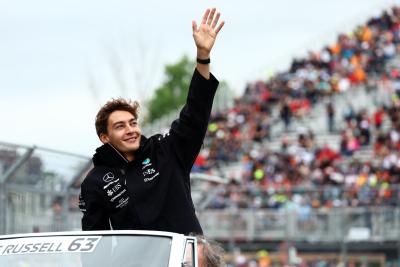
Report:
193,6,400,210
203,73,400,209
227,254,357,267
224,244,374,267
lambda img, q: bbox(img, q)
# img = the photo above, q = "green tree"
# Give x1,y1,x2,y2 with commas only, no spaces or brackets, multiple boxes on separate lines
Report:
146,55,195,123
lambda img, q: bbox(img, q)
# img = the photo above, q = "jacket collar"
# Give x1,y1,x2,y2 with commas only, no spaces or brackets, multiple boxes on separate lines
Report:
92,136,148,168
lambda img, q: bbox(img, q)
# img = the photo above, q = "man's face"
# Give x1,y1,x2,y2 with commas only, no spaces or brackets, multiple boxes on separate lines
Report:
100,110,141,159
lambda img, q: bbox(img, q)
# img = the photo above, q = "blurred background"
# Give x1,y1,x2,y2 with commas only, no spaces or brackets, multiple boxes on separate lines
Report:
1,0,400,266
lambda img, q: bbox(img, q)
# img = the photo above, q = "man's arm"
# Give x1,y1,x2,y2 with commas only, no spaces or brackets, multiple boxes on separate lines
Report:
164,8,224,172
192,8,225,79
80,179,111,230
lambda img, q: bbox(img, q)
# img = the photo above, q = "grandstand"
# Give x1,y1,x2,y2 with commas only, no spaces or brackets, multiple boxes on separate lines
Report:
1,4,400,267
195,5,400,265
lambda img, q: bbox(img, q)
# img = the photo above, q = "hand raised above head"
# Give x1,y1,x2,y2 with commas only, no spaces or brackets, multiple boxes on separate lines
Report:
192,8,225,59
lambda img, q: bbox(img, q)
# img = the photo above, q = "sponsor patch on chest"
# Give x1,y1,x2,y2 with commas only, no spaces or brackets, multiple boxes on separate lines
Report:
141,158,160,183
101,172,129,209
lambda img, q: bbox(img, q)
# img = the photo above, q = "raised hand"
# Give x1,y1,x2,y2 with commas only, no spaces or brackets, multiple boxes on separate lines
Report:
192,8,225,59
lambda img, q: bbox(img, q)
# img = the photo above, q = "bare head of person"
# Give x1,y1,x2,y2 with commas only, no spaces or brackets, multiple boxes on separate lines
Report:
95,98,141,161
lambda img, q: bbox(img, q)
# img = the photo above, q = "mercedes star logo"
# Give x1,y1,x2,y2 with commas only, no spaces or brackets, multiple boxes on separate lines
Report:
103,172,115,183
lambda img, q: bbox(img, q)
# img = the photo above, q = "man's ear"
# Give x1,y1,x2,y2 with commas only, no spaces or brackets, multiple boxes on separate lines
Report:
99,133,110,144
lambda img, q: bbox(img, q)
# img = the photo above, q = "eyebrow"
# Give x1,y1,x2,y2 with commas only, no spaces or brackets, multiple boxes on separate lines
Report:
112,118,137,127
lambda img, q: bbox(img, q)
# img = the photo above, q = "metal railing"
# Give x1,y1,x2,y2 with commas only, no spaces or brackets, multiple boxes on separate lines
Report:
198,207,400,243
0,141,90,235
2,143,400,246
5,204,400,245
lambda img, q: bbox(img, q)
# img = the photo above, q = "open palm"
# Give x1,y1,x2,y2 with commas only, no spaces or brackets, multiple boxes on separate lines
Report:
192,8,225,57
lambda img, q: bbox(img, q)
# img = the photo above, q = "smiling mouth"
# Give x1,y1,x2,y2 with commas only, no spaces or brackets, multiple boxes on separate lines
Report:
124,136,139,143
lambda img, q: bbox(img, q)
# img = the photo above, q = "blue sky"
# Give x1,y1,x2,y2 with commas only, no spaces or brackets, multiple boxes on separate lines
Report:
0,0,397,156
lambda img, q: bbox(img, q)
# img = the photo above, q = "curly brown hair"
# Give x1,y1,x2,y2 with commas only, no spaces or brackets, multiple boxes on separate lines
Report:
95,98,140,137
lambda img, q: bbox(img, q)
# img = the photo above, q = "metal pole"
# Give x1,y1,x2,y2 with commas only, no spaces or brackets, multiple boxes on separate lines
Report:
342,237,348,267
228,207,235,253
61,186,70,231
0,182,5,235
397,207,400,266
340,208,348,267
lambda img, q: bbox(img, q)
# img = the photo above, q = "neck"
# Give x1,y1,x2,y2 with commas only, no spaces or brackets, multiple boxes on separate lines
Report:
106,143,133,163
124,152,135,162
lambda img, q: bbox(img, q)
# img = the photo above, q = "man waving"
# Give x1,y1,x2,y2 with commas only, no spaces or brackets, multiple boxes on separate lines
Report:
79,8,224,235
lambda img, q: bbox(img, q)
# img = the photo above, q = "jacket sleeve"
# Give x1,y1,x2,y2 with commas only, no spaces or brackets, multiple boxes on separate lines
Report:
169,68,219,172
79,177,111,230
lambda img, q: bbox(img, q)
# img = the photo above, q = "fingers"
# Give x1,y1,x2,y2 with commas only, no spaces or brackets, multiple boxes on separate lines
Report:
192,21,198,33
201,9,210,25
207,8,216,25
215,20,225,34
211,12,220,29
198,7,224,34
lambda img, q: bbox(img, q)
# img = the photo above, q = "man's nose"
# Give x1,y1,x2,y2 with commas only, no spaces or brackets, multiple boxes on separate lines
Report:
126,124,135,133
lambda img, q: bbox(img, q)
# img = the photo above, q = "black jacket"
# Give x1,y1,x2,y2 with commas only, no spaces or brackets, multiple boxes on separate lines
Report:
79,69,219,235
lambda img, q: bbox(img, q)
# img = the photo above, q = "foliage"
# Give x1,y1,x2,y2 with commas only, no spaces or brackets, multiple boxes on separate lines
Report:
146,55,195,123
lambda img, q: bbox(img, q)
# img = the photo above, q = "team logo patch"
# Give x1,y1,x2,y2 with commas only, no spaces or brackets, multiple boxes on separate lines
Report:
102,172,115,183
141,157,159,182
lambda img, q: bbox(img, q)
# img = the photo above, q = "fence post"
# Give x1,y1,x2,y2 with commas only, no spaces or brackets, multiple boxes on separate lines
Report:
0,183,5,235
396,207,400,267
61,186,69,232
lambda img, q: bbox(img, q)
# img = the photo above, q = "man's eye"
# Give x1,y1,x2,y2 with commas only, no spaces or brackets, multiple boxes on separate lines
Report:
116,125,123,129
